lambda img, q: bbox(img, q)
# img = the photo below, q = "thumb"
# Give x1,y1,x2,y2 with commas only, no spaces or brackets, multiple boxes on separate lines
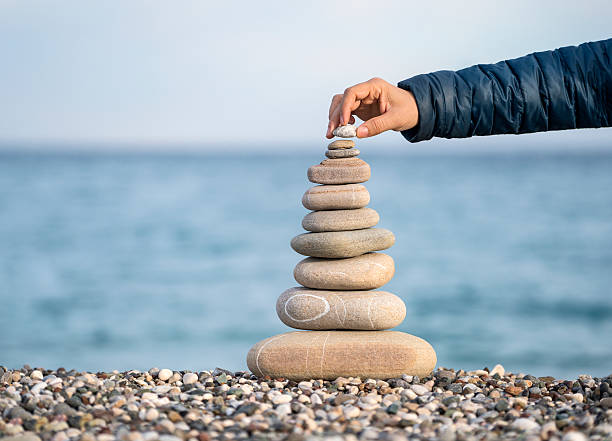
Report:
357,113,397,138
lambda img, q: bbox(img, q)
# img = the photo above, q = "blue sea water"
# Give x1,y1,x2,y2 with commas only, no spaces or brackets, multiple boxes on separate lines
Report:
1,149,611,379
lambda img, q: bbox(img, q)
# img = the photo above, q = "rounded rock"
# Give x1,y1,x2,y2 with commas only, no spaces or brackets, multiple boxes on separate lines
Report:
291,228,395,258
327,140,355,150
30,370,43,380
276,287,405,330
325,148,360,159
302,184,370,211
182,372,198,385
302,207,379,232
294,252,394,290
145,408,159,421
333,124,357,138
157,369,173,381
308,158,370,184
247,331,436,380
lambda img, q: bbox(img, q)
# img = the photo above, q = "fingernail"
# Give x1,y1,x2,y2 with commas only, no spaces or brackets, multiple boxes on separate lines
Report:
340,115,345,125
357,126,369,137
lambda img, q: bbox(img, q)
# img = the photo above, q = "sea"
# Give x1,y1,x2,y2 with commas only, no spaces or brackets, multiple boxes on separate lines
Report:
1,148,611,379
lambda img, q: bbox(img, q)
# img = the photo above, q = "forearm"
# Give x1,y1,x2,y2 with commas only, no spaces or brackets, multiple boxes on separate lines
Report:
398,38,612,142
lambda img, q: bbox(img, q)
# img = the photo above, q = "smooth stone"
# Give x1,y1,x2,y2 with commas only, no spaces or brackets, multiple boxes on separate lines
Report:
291,228,395,258
302,207,379,232
328,140,355,150
325,148,360,159
157,369,173,381
276,287,404,329
2,436,42,441
308,158,371,184
333,124,357,138
302,184,370,211
182,373,198,384
294,252,394,290
247,330,436,380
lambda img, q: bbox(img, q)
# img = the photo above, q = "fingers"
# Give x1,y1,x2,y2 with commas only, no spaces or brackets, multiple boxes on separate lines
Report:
340,82,374,127
357,111,400,138
378,88,390,115
328,94,342,119
326,94,343,138
327,78,391,138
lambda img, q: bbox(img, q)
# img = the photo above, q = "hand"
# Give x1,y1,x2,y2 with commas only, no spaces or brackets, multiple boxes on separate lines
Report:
326,77,419,139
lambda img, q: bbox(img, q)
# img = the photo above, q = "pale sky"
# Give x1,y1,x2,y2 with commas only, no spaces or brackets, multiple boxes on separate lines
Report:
0,0,611,150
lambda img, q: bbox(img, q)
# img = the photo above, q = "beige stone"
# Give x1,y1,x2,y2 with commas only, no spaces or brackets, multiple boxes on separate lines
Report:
328,140,355,150
302,207,379,232
294,252,394,290
291,228,395,258
276,287,404,330
247,331,437,380
325,148,360,159
302,184,370,211
308,158,371,185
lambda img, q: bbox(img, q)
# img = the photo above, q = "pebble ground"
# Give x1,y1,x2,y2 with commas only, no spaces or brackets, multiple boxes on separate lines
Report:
1,365,611,441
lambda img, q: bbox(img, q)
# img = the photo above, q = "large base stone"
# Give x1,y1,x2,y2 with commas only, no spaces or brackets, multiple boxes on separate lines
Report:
247,331,437,380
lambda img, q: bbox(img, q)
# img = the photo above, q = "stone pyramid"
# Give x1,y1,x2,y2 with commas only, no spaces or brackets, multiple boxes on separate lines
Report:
247,130,436,381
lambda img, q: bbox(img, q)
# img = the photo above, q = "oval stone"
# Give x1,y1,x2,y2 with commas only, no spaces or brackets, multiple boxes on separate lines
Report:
308,158,371,184
325,148,360,159
302,184,370,211
277,287,404,329
327,140,355,150
302,208,379,232
294,252,394,290
291,228,395,258
332,124,357,138
247,331,437,380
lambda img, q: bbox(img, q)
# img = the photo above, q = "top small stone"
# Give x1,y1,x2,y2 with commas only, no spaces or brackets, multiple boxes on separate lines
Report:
333,124,357,138
328,140,355,150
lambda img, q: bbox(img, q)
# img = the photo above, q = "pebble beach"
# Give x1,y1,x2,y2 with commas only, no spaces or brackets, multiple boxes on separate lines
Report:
2,365,611,441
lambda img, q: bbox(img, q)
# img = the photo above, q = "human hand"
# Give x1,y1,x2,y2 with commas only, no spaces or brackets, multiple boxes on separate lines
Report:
326,77,419,139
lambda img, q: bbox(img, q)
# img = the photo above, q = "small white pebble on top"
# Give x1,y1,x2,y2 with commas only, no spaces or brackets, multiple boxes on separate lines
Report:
333,124,357,138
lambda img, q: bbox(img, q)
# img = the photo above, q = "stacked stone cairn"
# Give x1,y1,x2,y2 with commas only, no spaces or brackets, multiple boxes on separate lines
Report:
247,125,436,381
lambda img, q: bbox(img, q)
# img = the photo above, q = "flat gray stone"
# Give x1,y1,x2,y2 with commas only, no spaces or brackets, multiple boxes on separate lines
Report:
302,207,379,232
308,158,370,185
291,228,395,258
325,148,360,159
294,252,394,290
302,184,370,211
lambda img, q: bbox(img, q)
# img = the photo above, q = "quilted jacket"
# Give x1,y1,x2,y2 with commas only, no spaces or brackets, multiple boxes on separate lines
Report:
398,38,612,142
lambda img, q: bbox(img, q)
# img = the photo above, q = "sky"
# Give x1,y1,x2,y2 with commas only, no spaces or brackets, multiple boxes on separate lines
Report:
0,0,610,151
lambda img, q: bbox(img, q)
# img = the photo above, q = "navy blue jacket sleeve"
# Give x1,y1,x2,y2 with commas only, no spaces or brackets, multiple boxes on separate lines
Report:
397,38,612,142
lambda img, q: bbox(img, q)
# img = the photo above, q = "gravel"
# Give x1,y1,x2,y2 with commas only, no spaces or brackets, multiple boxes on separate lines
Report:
1,365,611,441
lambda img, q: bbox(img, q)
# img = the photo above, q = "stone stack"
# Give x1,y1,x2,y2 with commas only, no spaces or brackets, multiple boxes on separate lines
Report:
247,130,436,381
